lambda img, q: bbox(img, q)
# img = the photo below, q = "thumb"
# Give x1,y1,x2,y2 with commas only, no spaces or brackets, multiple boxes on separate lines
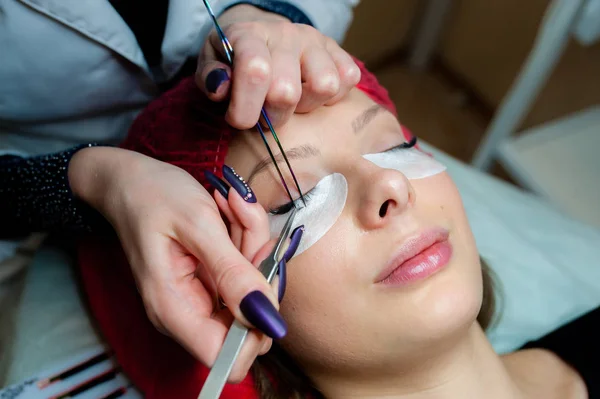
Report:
177,212,287,340
196,33,232,101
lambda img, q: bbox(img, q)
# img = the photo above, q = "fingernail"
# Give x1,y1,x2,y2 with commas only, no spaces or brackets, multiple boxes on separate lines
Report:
283,225,304,262
222,165,257,203
204,170,230,199
277,258,287,303
206,68,229,93
240,291,287,339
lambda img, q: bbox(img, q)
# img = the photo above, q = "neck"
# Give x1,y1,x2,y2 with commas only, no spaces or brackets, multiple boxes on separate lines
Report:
311,324,525,399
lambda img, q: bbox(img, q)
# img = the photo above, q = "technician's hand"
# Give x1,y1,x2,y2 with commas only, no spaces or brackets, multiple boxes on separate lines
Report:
195,4,361,129
68,146,286,382
205,166,304,378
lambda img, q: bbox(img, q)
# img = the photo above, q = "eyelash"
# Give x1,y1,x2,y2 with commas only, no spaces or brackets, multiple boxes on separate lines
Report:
388,136,418,152
268,137,417,215
269,190,316,215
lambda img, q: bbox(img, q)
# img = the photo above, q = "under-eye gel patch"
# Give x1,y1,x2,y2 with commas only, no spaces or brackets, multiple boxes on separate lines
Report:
268,148,446,255
268,173,347,256
363,147,446,180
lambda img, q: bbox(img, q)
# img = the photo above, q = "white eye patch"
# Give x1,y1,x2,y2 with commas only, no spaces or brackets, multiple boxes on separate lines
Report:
269,173,347,256
363,147,446,179
268,147,446,256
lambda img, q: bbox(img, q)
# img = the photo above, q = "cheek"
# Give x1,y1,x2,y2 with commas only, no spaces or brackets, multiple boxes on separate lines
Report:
279,216,364,364
280,219,352,326
403,175,483,333
412,173,478,261
277,173,484,368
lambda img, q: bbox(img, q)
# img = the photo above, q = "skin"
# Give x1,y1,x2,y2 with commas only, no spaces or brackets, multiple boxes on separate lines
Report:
68,4,358,381
222,88,588,398
196,5,360,128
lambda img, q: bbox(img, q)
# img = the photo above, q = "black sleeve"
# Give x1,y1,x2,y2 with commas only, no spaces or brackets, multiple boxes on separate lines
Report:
520,306,600,397
0,144,111,239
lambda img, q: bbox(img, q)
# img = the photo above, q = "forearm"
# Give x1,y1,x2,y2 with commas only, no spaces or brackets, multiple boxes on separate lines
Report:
0,144,110,238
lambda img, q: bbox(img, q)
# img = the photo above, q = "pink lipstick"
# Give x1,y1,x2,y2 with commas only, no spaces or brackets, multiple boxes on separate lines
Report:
376,228,452,286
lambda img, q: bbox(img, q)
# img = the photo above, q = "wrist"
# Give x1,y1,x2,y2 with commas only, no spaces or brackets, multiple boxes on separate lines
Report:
218,3,290,26
68,146,129,215
220,1,313,26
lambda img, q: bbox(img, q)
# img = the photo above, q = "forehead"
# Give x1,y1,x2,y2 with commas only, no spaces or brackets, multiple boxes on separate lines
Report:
226,89,384,167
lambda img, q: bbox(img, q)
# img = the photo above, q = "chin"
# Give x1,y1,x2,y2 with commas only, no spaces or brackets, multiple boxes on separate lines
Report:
420,233,484,338
387,256,484,348
426,277,482,341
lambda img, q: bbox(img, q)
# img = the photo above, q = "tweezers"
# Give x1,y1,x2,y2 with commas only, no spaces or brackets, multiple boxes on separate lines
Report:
198,207,297,399
201,0,306,206
198,4,306,396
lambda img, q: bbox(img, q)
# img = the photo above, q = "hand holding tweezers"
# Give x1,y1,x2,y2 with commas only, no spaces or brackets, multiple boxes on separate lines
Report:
198,2,305,397
201,0,306,206
198,207,297,399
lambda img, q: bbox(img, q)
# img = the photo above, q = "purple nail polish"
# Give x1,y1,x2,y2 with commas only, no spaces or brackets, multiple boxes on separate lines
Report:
222,165,257,203
206,68,229,93
283,225,304,262
240,291,287,339
204,170,230,199
277,258,287,303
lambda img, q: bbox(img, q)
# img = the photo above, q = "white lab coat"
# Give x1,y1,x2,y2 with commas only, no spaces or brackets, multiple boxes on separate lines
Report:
0,0,359,156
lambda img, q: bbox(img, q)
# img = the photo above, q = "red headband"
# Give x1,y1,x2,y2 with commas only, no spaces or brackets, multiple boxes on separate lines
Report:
79,59,410,399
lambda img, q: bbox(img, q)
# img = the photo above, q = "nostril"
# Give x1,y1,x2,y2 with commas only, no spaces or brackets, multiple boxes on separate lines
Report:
379,200,390,218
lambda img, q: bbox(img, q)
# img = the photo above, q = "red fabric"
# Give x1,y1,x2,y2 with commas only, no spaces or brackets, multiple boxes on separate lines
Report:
78,58,413,398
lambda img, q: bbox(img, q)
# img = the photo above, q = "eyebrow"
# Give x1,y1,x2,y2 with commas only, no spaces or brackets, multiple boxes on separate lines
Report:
248,144,320,184
247,105,384,184
352,104,384,134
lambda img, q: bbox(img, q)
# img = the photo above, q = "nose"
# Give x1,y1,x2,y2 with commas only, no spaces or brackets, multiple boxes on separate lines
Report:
355,163,415,229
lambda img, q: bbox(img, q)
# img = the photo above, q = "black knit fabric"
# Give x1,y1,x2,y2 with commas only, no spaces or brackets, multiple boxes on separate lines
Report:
0,144,109,238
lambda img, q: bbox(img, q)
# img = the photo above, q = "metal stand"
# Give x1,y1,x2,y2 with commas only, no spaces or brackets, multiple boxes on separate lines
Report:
471,0,586,171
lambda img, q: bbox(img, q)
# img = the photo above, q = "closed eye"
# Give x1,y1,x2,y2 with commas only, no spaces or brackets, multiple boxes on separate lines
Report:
269,138,416,215
269,188,317,215
384,136,418,153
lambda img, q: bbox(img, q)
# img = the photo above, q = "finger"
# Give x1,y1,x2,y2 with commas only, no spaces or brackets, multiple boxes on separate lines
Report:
262,43,302,128
276,225,304,302
213,190,243,249
220,240,278,382
276,259,286,303
228,329,271,382
226,36,272,129
209,310,271,383
221,164,269,260
141,243,229,367
175,210,286,339
227,188,270,262
205,170,242,248
295,45,340,114
259,333,273,355
196,39,232,101
323,39,361,106
159,286,265,377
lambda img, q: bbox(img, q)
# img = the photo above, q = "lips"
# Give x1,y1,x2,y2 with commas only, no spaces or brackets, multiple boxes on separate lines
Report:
375,227,451,284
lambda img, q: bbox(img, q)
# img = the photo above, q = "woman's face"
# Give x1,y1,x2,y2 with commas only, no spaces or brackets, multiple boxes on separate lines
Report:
225,88,482,376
